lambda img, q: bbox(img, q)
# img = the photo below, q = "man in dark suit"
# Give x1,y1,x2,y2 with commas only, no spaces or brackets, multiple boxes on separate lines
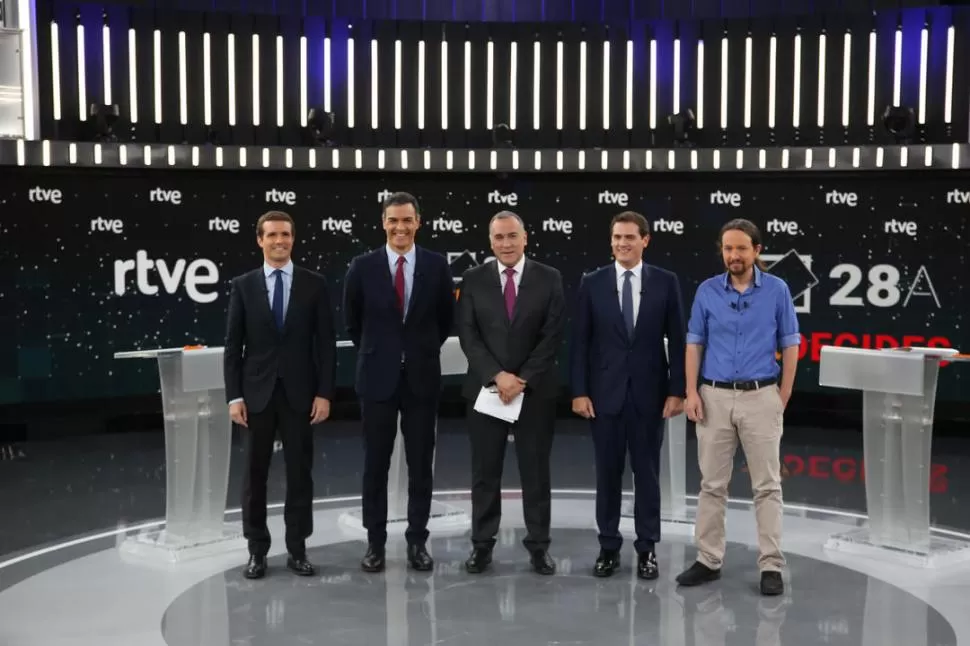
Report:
457,211,566,575
569,210,687,580
224,210,336,579
343,191,455,573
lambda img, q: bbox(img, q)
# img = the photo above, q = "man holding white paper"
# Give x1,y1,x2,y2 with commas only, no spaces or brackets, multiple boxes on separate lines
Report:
458,211,565,576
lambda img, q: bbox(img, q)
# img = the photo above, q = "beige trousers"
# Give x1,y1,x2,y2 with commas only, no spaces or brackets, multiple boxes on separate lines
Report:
694,384,785,572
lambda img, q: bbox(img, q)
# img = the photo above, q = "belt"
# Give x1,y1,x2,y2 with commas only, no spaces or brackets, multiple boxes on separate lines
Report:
701,377,777,391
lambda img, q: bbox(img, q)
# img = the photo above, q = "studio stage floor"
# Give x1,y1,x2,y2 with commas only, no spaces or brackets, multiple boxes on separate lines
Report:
2,420,970,646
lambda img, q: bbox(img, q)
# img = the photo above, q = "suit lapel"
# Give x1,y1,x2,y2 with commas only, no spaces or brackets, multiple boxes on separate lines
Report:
485,261,509,328
605,266,627,339
253,269,279,335
281,266,302,334
633,264,654,340
509,259,532,326
405,247,425,324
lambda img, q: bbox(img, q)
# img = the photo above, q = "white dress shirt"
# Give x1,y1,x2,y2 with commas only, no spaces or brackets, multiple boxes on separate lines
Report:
496,255,526,294
615,260,642,326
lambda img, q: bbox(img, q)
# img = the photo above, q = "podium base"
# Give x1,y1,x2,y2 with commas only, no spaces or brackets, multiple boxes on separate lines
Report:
824,527,970,569
338,500,471,536
119,523,244,564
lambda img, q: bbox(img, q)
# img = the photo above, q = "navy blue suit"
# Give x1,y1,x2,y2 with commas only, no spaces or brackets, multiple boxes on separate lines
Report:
343,245,455,546
569,263,687,553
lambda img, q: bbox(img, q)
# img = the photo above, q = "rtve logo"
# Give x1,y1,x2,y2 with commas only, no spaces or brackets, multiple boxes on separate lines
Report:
884,219,918,237
767,219,801,235
597,191,629,206
113,250,219,304
432,218,464,234
28,186,63,204
946,189,970,204
321,217,353,234
653,218,684,235
710,190,741,207
265,188,296,205
824,190,858,207
541,218,573,234
487,190,518,206
149,188,182,205
377,189,394,203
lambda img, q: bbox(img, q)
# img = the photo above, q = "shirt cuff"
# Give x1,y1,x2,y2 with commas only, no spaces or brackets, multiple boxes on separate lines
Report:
228,397,245,405
779,333,801,349
686,333,706,345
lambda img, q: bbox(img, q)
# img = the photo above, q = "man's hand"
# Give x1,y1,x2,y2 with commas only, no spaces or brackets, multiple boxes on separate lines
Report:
685,391,704,423
572,396,595,419
662,396,685,419
230,401,248,428
494,372,525,404
310,397,331,425
778,385,792,410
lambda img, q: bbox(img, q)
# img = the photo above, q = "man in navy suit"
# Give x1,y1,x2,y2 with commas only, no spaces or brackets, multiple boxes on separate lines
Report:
343,191,455,573
569,211,687,580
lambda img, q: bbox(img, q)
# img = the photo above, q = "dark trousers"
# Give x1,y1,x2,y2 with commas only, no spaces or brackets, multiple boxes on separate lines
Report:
360,366,438,547
591,385,664,554
241,379,314,558
469,394,555,553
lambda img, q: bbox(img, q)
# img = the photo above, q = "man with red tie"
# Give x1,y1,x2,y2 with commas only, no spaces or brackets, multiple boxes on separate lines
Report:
343,192,455,572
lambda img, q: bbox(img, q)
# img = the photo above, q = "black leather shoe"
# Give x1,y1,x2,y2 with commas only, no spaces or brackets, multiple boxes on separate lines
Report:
243,555,267,579
360,545,386,573
530,550,556,575
286,556,316,576
593,549,621,577
407,544,434,571
760,571,784,596
465,548,493,574
675,561,721,587
637,551,659,580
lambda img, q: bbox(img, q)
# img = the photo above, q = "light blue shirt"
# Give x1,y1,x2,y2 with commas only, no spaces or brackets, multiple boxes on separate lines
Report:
385,244,416,318
264,260,293,321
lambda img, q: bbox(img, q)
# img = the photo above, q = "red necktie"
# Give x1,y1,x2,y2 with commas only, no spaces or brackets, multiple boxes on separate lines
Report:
395,256,406,316
503,267,516,319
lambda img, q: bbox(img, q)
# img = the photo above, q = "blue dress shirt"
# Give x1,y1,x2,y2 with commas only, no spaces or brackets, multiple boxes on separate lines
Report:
264,260,293,321
385,244,416,318
686,266,801,382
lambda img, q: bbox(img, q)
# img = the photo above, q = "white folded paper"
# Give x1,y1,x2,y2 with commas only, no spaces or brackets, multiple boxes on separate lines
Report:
473,387,524,423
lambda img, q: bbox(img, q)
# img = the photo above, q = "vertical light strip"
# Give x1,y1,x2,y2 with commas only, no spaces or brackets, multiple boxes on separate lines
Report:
252,34,260,126
649,39,657,129
918,27,928,124
323,37,331,112
817,33,826,128
76,24,87,120
602,41,610,130
465,41,472,130
486,41,494,129
768,36,776,128
51,22,62,120
944,26,955,123
17,0,36,137
204,33,212,126
744,36,752,128
841,32,851,127
178,31,188,125
277,35,285,127
533,40,541,130
418,40,425,129
555,41,563,130
696,41,704,129
867,31,876,126
509,42,516,129
347,37,354,128
720,37,728,129
626,40,634,129
371,39,378,129
126,28,136,124
893,28,902,107
102,25,112,105
579,41,587,130
793,34,801,128
394,40,402,129
672,38,680,115
153,29,162,124
441,40,448,130
299,36,307,127
227,33,236,126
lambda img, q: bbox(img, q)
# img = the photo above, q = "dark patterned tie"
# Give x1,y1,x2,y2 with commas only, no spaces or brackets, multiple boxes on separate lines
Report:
622,270,634,339
395,256,406,317
272,269,285,330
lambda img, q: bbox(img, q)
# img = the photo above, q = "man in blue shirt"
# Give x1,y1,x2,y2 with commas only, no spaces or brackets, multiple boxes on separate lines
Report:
675,218,800,596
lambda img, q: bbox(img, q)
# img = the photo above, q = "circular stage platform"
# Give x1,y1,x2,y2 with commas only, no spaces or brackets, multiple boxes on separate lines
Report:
1,491,968,646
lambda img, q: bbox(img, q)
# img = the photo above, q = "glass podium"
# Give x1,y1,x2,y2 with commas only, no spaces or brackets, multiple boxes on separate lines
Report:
114,347,241,562
819,345,970,567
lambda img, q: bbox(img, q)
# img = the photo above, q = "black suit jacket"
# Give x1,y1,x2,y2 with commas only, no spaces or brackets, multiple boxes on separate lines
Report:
343,246,455,401
223,265,336,414
458,258,565,400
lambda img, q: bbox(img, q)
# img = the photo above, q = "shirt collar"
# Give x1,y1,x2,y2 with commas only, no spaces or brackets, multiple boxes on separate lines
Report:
615,260,643,280
386,244,417,266
497,254,526,276
721,265,763,290
264,260,294,277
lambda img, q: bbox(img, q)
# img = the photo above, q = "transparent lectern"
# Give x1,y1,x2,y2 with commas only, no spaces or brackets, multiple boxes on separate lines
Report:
819,345,970,567
338,336,471,534
114,347,240,561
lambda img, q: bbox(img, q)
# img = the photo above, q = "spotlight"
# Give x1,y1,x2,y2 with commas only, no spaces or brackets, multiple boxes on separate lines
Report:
492,123,513,148
882,105,915,143
306,108,336,146
667,109,696,146
88,103,120,142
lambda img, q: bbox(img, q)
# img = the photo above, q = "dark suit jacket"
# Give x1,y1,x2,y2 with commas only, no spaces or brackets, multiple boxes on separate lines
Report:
569,263,687,417
223,266,336,414
458,258,565,401
343,246,455,402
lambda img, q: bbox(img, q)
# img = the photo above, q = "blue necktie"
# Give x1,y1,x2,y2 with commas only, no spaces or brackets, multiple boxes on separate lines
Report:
622,270,635,339
272,269,285,330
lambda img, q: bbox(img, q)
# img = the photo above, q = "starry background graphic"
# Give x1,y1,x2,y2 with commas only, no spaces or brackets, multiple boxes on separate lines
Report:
0,170,966,405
